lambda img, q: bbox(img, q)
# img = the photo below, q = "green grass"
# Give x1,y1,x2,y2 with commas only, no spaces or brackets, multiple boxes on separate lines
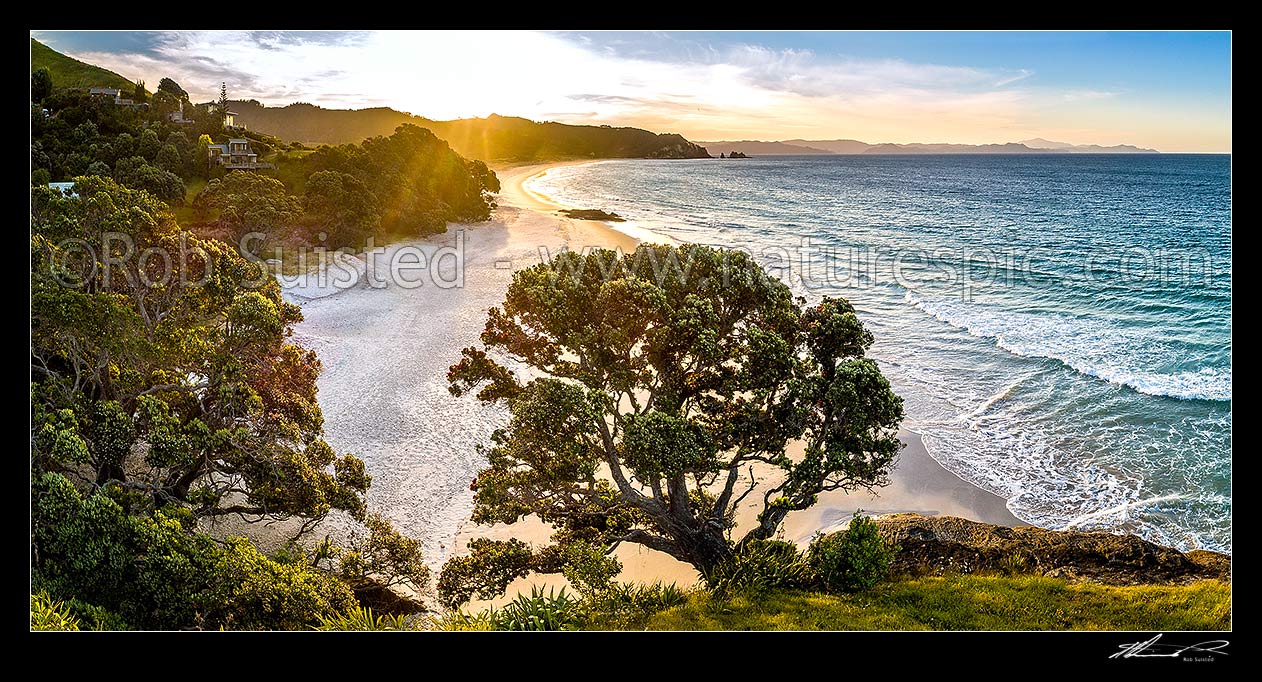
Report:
171,177,207,225
597,576,1230,631
32,38,137,92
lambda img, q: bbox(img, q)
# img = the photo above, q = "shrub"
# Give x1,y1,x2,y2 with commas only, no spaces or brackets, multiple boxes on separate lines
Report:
581,581,689,628
32,473,355,630
558,541,622,598
436,538,535,610
316,606,413,631
31,591,79,631
65,599,129,631
488,587,581,631
704,539,811,597
430,609,495,631
806,514,897,593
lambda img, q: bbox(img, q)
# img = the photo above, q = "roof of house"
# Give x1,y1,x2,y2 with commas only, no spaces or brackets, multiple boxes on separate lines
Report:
89,87,120,95
227,138,250,145
207,144,229,151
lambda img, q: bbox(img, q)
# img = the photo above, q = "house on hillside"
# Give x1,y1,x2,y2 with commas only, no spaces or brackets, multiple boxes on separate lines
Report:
193,103,245,129
207,138,274,170
88,86,146,110
168,100,193,124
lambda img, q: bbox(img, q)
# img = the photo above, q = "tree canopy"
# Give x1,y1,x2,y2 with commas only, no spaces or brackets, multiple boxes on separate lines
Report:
197,171,303,243
31,176,368,523
302,170,380,248
440,244,904,605
158,77,188,100
296,124,499,240
31,66,53,102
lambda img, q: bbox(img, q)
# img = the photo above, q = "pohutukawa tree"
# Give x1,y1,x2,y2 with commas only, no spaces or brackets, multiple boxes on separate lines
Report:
31,176,369,523
441,244,903,605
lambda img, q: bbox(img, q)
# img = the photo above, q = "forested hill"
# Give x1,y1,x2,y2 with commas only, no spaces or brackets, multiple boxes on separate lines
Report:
31,38,136,91
228,101,711,161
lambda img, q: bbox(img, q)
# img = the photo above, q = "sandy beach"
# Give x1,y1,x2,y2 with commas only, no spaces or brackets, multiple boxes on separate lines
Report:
269,160,1021,606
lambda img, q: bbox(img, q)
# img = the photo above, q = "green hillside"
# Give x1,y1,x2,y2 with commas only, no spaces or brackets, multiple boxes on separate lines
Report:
228,100,711,162
31,37,136,92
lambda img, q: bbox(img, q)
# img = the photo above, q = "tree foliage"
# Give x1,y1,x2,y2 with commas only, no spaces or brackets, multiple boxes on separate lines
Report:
217,81,230,129
325,513,431,594
32,473,357,630
157,77,188,100
442,244,903,599
198,171,303,242
31,177,367,523
302,170,379,247
31,66,53,102
30,87,217,184
806,515,898,593
298,124,498,239
437,538,536,610
113,155,186,204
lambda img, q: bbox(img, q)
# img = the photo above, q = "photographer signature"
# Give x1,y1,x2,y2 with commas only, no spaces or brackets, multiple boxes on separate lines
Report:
1111,634,1229,660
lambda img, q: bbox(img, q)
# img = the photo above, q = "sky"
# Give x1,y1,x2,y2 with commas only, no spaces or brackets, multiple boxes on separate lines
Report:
33,30,1231,152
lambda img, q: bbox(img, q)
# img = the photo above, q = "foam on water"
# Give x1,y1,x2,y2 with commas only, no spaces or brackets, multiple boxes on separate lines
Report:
904,292,1232,401
534,155,1232,553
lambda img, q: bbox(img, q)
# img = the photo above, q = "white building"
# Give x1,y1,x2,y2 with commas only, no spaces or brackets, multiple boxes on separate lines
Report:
168,100,193,124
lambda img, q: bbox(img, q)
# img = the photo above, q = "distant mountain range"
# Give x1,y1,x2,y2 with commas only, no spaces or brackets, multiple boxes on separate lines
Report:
31,39,711,163
698,138,1159,155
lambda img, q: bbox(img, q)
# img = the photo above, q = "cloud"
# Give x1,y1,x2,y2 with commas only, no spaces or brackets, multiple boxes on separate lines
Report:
41,30,1196,147
1060,89,1120,102
995,69,1034,87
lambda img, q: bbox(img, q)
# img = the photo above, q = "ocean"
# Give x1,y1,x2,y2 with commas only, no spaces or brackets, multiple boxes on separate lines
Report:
528,154,1232,553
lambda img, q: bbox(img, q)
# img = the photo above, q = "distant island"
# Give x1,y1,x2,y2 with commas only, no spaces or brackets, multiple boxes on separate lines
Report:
697,138,1159,155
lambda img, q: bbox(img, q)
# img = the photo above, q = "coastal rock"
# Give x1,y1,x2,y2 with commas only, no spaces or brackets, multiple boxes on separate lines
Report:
647,137,712,159
873,514,1230,585
558,208,626,222
352,577,428,615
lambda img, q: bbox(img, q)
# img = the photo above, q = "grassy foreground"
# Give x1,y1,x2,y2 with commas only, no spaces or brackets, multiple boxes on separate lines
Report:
589,576,1230,631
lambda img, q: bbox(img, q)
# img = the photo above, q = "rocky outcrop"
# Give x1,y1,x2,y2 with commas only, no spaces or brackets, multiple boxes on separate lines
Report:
353,578,427,615
558,208,625,222
647,137,712,159
875,514,1230,585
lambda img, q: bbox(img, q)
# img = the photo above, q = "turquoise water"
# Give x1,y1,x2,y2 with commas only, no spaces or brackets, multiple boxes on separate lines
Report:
530,155,1232,552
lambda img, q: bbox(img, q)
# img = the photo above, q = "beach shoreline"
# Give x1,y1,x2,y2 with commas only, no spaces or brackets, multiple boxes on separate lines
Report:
255,159,1023,607
498,160,1020,527
454,161,1023,605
